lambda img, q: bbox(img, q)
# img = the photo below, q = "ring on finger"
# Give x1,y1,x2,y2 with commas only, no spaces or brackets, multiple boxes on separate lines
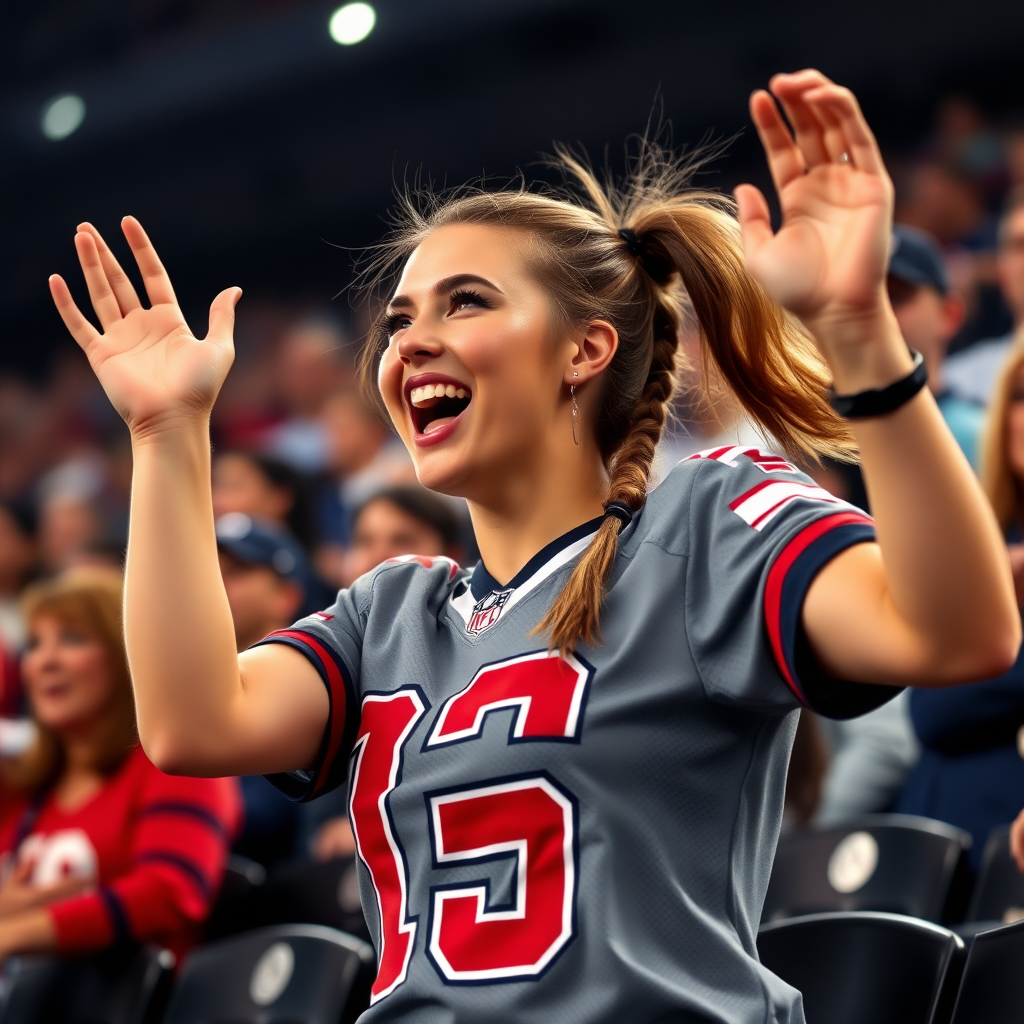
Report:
839,151,850,163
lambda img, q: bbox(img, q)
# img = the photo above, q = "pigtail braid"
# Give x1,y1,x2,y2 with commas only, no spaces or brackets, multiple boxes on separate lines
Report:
534,316,679,655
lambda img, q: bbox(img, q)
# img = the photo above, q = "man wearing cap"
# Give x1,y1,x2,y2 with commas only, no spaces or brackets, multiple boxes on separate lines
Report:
215,512,309,865
888,224,985,468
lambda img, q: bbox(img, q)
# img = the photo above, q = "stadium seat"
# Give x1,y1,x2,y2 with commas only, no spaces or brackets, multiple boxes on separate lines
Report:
964,825,1024,925
948,918,1024,1023
757,911,964,1024
0,944,174,1024
762,814,971,924
258,856,370,941
161,923,375,1024
202,853,268,941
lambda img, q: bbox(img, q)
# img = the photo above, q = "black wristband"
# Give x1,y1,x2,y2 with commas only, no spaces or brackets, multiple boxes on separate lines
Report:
827,350,927,420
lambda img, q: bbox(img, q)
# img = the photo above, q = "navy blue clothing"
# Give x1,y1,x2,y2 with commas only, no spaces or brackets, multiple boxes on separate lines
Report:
897,651,1024,870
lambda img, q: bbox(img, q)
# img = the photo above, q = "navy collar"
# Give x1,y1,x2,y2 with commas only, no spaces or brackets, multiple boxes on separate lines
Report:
469,515,605,601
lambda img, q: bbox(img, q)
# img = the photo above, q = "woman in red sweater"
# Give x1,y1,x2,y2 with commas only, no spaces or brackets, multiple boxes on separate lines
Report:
0,568,240,962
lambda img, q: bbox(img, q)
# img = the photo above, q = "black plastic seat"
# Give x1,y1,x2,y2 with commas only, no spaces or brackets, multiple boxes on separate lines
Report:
258,856,370,941
0,944,174,1024
965,825,1024,924
202,853,268,941
949,917,1024,1023
161,924,375,1024
758,911,964,1024
763,814,971,924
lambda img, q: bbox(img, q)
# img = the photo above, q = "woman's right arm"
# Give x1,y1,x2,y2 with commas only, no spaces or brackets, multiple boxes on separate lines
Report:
50,220,327,776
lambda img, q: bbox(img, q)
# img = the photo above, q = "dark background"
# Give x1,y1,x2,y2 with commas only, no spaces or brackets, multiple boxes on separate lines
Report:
3,0,1024,378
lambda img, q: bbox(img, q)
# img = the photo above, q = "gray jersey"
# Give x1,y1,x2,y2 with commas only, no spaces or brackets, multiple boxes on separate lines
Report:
261,447,898,1024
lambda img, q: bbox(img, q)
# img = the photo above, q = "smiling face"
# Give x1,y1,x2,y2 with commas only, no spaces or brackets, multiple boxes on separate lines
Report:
378,223,577,499
22,613,118,735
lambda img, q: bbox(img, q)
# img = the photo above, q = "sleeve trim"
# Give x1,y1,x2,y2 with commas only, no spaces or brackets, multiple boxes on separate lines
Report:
100,887,131,941
765,511,876,705
135,851,211,898
256,629,357,800
139,801,229,838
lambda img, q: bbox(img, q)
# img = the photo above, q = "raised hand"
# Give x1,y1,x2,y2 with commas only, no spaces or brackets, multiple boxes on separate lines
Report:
49,218,240,438
736,70,895,350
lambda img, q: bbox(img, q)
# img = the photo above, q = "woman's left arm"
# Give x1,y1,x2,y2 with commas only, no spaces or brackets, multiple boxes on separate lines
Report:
0,908,57,960
737,70,1020,687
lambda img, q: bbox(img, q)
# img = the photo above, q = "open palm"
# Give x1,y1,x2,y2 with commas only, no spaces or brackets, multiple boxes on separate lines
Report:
737,71,895,340
49,218,240,437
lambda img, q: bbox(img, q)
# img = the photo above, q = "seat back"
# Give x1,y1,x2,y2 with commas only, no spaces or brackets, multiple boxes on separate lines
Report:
161,924,375,1024
258,856,370,941
202,853,268,941
0,944,174,1024
758,911,963,1024
949,918,1024,1024
966,825,1024,924
763,814,970,923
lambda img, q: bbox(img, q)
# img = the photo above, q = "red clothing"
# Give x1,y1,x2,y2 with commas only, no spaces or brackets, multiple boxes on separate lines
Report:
0,746,241,960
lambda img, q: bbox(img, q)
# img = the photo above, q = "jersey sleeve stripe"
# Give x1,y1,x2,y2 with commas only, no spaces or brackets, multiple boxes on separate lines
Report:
135,851,212,898
138,801,230,838
99,887,131,942
764,511,876,705
256,628,357,800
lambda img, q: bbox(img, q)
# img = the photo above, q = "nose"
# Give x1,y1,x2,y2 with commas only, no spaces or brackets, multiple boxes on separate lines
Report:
397,323,444,366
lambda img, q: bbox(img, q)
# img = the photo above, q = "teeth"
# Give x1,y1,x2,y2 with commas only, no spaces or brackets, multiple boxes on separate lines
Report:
409,383,470,407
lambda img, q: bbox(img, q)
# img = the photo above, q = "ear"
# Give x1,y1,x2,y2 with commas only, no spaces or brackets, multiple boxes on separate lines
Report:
940,293,966,338
564,320,618,386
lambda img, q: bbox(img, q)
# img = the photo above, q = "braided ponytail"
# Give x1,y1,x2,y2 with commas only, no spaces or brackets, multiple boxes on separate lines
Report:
358,139,856,656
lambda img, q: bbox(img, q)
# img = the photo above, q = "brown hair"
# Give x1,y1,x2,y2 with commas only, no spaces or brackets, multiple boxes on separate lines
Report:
2,568,136,793
358,143,855,654
980,326,1024,534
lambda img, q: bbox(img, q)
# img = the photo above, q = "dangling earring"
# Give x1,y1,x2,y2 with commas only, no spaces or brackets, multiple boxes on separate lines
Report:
571,373,580,446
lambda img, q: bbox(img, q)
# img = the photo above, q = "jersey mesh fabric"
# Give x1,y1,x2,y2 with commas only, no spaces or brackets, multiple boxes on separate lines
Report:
259,450,898,1024
0,745,241,961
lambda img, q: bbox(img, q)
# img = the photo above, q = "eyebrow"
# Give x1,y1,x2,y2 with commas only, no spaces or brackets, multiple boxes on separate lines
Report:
388,274,504,310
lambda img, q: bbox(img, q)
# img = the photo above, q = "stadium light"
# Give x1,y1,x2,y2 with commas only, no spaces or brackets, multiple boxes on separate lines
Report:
41,94,86,140
328,3,376,45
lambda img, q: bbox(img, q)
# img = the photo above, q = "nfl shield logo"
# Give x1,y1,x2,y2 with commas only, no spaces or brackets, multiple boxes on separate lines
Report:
467,588,513,637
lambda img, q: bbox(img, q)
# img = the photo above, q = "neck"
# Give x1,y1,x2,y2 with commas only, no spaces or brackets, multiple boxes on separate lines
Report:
59,720,111,776
466,434,608,586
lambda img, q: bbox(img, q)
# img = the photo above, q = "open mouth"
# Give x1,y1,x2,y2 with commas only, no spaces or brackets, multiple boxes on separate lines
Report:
406,377,472,436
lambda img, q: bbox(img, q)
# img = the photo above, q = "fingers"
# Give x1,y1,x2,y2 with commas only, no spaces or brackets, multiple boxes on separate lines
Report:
77,222,142,316
206,287,243,347
770,71,831,169
49,274,101,352
121,216,177,307
804,84,886,175
749,90,805,193
74,231,124,330
734,184,774,257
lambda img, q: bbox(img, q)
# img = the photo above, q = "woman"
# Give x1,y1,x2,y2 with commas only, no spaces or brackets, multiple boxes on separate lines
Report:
48,71,1018,1023
899,329,1024,870
0,569,239,963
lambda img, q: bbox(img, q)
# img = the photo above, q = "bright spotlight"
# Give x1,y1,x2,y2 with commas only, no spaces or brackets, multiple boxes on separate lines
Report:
41,94,86,141
328,2,375,45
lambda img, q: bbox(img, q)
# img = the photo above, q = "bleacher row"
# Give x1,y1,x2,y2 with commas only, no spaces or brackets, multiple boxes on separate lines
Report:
1,813,1022,1024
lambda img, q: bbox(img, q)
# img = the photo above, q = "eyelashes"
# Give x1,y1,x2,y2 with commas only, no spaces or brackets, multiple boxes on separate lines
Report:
383,288,493,339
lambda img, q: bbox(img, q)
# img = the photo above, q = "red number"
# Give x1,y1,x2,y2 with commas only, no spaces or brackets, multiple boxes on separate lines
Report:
349,689,427,1003
352,652,591,999
426,775,576,982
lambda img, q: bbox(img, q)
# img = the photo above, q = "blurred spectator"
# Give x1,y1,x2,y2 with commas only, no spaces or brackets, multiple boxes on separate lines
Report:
0,569,239,961
261,319,352,473
215,513,307,868
896,330,1024,869
314,389,414,584
213,450,318,552
341,485,464,587
887,224,983,466
945,187,1024,405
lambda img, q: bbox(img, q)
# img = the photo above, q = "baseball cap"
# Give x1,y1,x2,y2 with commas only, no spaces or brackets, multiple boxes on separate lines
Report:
888,225,950,295
215,512,308,592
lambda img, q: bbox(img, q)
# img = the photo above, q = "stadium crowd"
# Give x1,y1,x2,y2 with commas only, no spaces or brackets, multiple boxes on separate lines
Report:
1,92,1024,977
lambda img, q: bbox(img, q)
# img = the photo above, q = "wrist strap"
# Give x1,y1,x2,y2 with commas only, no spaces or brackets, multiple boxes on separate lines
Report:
828,350,927,420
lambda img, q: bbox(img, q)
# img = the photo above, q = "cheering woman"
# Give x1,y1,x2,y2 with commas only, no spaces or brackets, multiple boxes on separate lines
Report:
46,71,1018,1024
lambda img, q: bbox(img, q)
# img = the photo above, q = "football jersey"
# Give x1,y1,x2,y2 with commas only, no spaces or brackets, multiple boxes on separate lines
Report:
0,745,241,962
261,448,900,1024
